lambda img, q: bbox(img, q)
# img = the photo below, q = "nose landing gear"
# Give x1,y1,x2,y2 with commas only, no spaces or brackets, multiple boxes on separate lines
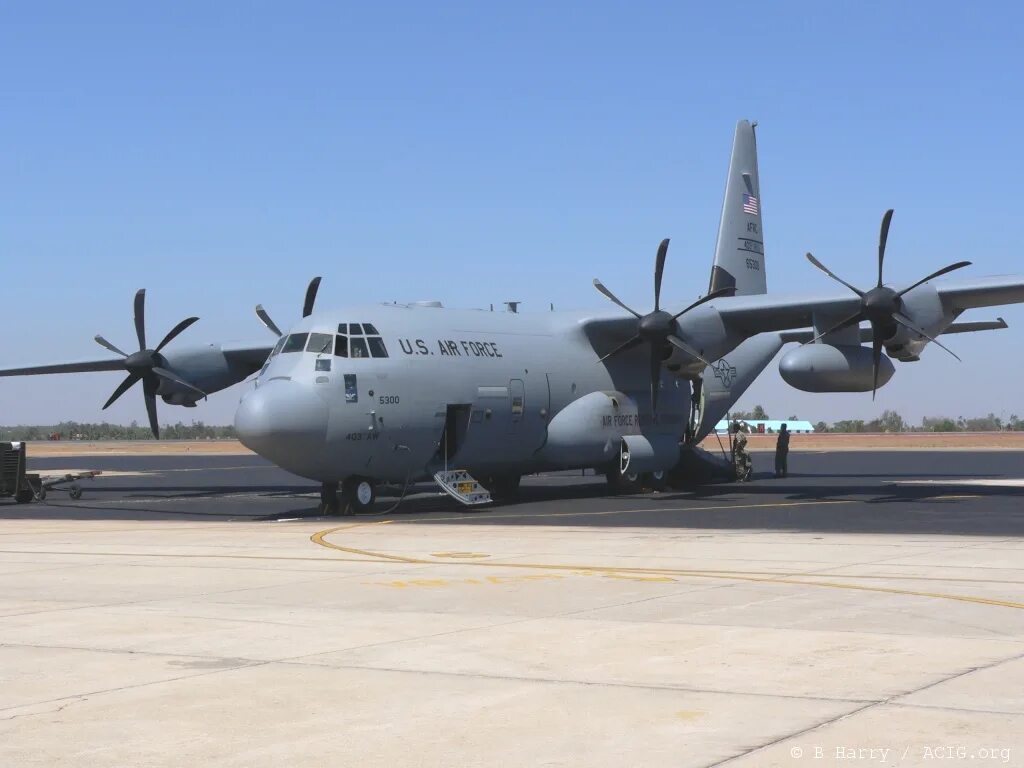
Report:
320,478,376,516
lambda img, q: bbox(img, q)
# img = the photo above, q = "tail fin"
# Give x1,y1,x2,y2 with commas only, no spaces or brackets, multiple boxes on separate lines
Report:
709,120,766,296
694,332,784,441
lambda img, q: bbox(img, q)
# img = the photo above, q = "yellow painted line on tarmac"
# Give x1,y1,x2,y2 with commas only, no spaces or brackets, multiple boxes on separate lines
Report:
310,501,1024,610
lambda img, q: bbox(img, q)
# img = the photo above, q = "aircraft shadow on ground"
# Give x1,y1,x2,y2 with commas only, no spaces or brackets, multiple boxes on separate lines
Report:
4,474,1024,536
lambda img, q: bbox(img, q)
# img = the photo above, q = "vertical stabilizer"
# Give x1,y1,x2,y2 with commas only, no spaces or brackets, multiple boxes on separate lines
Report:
709,120,766,296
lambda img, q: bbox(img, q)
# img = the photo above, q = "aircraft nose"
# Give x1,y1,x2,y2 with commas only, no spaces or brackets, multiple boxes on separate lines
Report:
235,379,328,469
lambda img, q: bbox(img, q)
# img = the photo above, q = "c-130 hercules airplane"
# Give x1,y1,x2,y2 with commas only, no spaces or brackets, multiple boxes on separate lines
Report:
3,120,1022,513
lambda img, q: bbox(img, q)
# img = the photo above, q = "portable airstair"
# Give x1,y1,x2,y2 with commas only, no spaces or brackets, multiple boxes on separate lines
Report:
433,469,492,506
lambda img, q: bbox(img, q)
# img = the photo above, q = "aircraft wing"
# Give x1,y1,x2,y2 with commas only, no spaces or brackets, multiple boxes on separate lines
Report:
717,275,1024,335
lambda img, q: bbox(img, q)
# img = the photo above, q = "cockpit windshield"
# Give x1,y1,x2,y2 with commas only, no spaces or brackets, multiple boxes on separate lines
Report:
306,333,333,355
281,333,308,353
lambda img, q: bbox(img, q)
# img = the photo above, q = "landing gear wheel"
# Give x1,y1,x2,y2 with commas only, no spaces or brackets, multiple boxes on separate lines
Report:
342,477,376,515
485,474,521,503
604,467,641,495
319,481,340,516
69,485,83,500
642,470,668,492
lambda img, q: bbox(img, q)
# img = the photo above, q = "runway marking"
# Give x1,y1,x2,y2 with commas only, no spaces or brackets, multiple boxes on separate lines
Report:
430,552,490,559
891,479,1024,487
311,502,1024,610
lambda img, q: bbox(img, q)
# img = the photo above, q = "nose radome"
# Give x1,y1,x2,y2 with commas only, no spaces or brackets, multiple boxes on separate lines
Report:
235,379,328,468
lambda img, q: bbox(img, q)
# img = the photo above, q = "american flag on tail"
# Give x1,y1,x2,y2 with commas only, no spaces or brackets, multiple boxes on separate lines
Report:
742,192,759,215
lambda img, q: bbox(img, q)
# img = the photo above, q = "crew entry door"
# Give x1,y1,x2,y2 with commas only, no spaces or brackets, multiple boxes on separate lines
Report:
508,379,525,432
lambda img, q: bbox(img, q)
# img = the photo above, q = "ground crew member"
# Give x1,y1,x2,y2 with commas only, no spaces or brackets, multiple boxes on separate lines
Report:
731,421,751,482
775,423,790,478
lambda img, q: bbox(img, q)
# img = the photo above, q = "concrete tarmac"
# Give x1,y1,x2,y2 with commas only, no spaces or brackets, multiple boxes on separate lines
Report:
2,450,1024,767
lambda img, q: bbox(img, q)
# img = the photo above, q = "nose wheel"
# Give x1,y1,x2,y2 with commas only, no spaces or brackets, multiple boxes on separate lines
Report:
342,477,376,515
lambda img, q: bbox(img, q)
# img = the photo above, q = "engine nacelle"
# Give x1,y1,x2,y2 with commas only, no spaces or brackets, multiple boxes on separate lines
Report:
779,344,895,393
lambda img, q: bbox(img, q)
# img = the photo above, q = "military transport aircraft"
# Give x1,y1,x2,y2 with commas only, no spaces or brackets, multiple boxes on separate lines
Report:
2,120,1021,514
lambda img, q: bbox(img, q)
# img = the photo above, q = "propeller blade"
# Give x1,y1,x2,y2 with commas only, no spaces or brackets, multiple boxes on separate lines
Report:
871,334,884,400
302,276,322,318
155,316,199,353
649,344,662,413
102,373,140,410
593,279,642,319
670,286,737,321
666,334,711,367
143,378,160,439
802,311,865,346
892,312,962,362
877,209,894,288
152,366,207,400
597,335,643,363
653,238,669,312
133,289,147,350
255,304,283,336
94,335,128,357
805,252,865,298
896,261,972,297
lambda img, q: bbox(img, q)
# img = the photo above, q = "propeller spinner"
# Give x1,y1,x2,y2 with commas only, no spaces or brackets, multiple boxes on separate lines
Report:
94,289,205,438
593,239,734,411
803,209,971,398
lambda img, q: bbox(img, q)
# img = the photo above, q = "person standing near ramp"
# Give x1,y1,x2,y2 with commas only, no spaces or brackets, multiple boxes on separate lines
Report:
775,423,790,478
731,421,751,482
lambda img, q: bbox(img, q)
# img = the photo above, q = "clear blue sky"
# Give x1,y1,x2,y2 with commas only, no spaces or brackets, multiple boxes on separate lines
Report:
2,2,1023,426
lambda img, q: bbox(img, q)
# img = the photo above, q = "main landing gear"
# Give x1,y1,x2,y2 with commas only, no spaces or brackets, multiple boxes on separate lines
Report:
604,466,667,495
320,478,377,516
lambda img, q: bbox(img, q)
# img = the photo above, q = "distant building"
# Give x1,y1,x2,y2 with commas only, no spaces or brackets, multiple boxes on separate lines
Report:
713,419,815,434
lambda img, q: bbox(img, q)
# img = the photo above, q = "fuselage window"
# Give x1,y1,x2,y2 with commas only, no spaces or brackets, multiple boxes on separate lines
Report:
350,337,369,358
271,337,286,357
367,337,388,358
334,335,348,357
306,332,333,355
281,333,308,353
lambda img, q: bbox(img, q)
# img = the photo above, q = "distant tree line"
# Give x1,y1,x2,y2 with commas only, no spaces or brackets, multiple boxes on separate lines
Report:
731,406,1024,434
813,411,1024,433
0,421,237,441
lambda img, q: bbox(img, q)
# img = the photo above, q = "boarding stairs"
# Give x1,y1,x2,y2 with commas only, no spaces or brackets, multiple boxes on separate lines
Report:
433,469,492,506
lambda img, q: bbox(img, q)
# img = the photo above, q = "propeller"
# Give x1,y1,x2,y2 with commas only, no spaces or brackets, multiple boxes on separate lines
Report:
255,276,322,337
593,239,735,411
94,289,205,438
804,208,971,398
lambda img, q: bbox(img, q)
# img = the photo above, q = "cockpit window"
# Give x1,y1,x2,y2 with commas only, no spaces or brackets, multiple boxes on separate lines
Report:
306,333,333,355
271,337,286,357
349,323,364,335
350,337,369,358
335,335,348,357
281,333,308,353
337,323,348,334
363,323,379,335
367,337,388,358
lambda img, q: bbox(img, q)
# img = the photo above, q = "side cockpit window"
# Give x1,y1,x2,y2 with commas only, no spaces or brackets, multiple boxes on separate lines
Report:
281,333,308,353
335,323,388,358
271,336,286,357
